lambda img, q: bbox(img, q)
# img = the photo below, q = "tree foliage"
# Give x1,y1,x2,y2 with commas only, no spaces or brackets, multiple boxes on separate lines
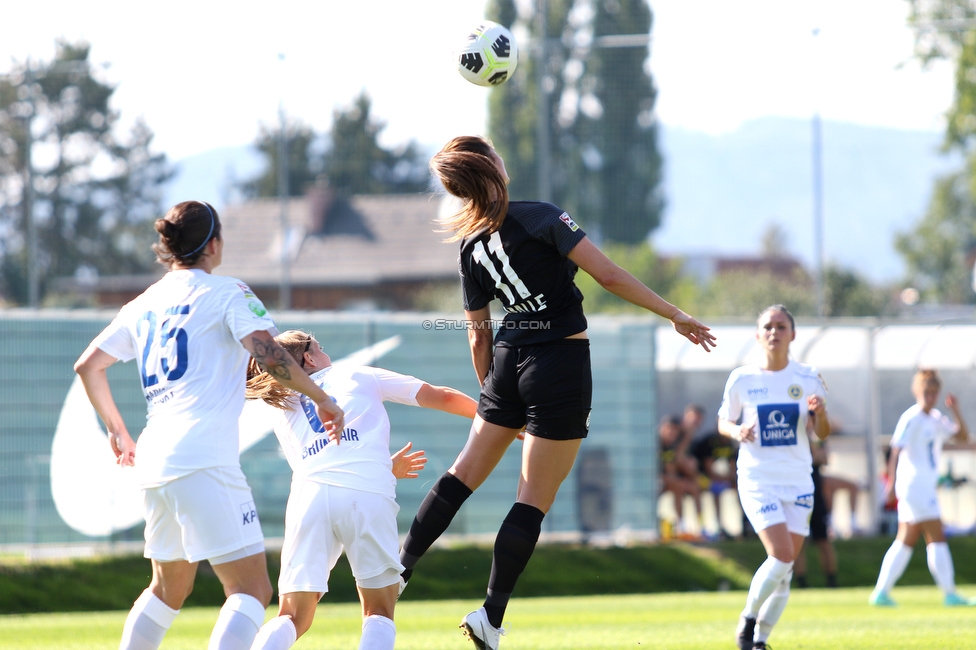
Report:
238,121,319,199
900,0,976,303
242,92,428,199
486,0,664,243
0,41,172,305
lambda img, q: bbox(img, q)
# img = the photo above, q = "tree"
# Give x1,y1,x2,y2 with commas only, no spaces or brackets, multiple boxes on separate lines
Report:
899,1,976,303
322,92,428,196
238,121,319,199
0,41,172,305
241,92,429,199
823,265,891,317
895,169,976,303
486,0,664,243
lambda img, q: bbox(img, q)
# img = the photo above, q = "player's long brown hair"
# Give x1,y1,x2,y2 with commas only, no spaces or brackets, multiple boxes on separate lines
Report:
431,135,509,241
152,201,222,268
245,330,314,410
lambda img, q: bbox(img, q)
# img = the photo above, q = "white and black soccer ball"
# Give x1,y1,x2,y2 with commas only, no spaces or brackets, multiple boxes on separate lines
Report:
457,21,519,87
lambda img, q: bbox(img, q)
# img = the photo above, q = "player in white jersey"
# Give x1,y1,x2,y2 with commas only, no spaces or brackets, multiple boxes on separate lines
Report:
73,202,344,650
718,305,830,650
869,369,974,607
245,330,478,650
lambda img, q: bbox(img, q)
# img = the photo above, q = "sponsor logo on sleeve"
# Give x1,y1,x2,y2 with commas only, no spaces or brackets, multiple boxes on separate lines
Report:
237,283,257,299
248,301,267,317
558,212,579,232
757,403,799,447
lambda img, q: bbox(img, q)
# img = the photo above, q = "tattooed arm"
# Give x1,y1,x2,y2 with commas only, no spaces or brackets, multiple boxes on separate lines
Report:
242,330,345,440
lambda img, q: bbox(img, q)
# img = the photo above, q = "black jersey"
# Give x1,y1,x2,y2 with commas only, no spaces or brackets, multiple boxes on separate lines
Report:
459,201,588,345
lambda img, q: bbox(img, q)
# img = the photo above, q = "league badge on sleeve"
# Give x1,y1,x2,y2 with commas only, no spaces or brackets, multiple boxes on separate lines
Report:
558,212,579,232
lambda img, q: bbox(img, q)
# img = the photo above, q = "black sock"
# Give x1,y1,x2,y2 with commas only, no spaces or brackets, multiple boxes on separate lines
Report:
483,502,545,628
399,473,472,581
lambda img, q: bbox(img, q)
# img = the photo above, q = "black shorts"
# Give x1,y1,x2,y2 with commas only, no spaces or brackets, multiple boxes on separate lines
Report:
809,466,829,541
478,339,592,440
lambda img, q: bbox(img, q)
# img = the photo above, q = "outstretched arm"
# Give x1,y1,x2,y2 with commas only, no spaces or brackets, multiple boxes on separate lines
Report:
416,383,478,418
945,393,969,443
74,345,136,466
391,441,427,479
242,329,345,439
567,237,715,351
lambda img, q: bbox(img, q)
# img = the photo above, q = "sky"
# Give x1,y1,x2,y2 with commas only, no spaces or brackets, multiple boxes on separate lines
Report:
0,0,955,160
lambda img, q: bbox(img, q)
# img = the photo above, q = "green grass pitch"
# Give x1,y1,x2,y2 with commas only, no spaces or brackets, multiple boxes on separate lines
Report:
0,587,971,649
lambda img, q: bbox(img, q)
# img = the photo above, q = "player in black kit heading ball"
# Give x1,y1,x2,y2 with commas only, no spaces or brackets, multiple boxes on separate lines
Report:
399,135,717,650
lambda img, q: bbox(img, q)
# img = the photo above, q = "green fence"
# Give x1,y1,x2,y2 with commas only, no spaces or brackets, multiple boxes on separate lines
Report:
0,310,658,547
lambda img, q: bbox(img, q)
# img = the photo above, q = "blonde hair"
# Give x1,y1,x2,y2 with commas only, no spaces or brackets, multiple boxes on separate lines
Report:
912,368,941,393
245,330,314,410
431,136,509,241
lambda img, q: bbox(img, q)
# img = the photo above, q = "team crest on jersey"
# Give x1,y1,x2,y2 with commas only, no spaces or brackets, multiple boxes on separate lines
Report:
558,212,579,232
248,301,267,317
237,283,257,299
788,384,803,399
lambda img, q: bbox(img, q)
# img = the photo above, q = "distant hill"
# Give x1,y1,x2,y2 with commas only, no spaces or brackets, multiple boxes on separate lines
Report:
166,118,957,282
164,144,263,210
654,117,959,281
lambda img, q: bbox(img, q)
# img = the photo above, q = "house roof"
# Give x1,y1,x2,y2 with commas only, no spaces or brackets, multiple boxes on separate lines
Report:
216,193,460,287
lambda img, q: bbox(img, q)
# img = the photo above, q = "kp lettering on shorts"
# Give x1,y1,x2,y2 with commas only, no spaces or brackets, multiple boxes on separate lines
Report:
240,501,258,525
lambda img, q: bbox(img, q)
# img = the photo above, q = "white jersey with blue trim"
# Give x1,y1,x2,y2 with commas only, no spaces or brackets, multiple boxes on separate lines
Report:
92,269,277,487
891,404,957,495
273,365,425,498
718,360,827,486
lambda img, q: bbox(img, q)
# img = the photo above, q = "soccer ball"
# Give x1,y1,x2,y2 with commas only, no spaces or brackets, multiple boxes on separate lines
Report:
457,21,519,87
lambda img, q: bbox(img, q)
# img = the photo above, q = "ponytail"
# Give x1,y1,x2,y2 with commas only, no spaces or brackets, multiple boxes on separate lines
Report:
431,136,508,241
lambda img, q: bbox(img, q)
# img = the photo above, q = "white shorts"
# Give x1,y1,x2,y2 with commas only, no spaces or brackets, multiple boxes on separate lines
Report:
143,466,265,564
738,481,815,536
896,484,941,523
278,480,404,597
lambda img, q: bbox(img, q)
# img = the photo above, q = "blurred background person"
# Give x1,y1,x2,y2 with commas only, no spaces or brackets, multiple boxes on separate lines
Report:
659,414,703,538
869,369,973,607
690,429,738,540
793,434,838,588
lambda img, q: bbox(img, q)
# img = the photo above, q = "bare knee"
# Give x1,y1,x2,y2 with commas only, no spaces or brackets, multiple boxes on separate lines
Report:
278,594,319,638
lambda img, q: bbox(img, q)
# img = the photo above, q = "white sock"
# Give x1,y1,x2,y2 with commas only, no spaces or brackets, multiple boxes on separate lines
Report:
874,539,912,595
208,593,267,650
119,589,179,650
927,542,957,596
743,557,793,617
359,615,396,650
756,572,792,643
249,616,297,650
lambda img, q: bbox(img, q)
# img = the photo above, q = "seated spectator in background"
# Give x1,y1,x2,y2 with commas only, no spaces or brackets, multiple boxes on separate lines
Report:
794,435,838,588
677,404,706,457
818,424,864,537
691,430,738,539
659,414,703,537
878,445,899,536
